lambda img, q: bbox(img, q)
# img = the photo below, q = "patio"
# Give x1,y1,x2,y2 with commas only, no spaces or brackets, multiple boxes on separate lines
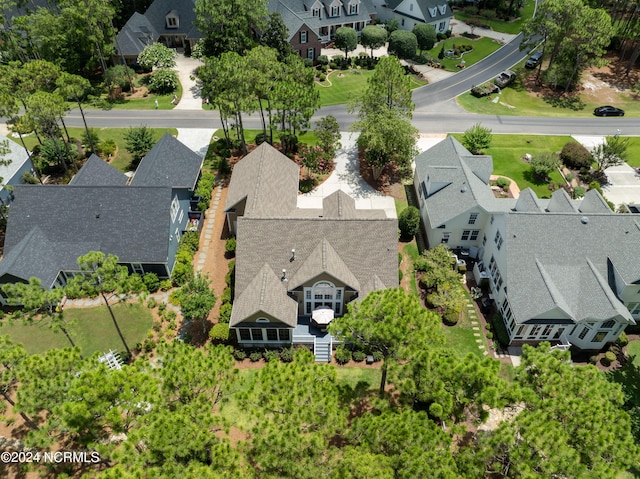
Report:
292,316,335,362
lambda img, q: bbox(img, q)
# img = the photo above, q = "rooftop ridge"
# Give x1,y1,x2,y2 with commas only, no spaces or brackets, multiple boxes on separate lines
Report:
586,257,620,312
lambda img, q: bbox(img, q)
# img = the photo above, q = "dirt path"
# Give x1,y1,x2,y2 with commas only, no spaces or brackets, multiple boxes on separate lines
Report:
193,182,231,323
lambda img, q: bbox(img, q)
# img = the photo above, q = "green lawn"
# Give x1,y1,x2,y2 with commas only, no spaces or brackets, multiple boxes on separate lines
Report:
429,37,502,71
451,133,570,198
14,127,178,173
625,138,640,168
441,289,484,358
0,303,153,356
316,69,426,106
402,243,419,296
627,340,640,368
86,76,184,111
453,0,535,34
457,70,640,118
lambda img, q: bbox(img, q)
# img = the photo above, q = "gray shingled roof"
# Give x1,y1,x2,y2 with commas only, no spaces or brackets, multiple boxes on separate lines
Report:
386,0,452,23
130,133,203,190
289,238,361,290
70,154,128,186
546,189,577,212
142,0,201,40
514,188,543,212
114,12,158,57
579,188,612,213
235,216,398,300
224,142,299,217
414,136,495,227
1,185,172,287
0,135,31,187
505,211,640,324
230,263,298,327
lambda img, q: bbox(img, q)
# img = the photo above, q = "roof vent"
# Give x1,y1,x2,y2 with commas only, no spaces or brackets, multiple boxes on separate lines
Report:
461,186,467,193
281,269,288,282
581,216,589,224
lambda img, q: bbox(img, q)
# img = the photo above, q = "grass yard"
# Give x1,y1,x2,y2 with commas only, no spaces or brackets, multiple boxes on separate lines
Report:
428,37,502,71
14,127,178,173
624,137,640,168
627,340,640,368
85,77,183,111
316,69,426,106
441,289,484,358
457,71,640,118
0,302,153,356
451,133,569,198
453,0,535,35
402,243,419,296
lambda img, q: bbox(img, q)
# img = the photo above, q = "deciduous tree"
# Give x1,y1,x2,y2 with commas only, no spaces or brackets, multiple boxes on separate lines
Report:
388,30,418,60
137,43,177,70
461,122,492,154
124,125,154,167
530,151,560,180
315,115,341,160
334,27,358,60
592,134,629,171
413,24,437,56
176,273,217,336
360,25,387,58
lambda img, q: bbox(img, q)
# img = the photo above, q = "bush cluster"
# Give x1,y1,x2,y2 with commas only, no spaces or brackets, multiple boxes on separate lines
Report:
195,172,216,212
352,55,378,69
171,232,199,286
398,206,421,239
225,237,236,256
560,141,592,169
146,69,179,94
217,260,235,324
601,350,617,366
334,346,352,365
496,177,511,189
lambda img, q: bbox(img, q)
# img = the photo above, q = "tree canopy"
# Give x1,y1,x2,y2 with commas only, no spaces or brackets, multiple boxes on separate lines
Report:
334,27,358,60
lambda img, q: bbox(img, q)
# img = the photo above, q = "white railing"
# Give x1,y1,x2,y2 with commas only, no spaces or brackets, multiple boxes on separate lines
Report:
551,331,572,351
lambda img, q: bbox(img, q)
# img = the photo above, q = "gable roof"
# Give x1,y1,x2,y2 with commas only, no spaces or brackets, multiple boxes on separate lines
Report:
2,185,172,287
289,238,361,290
114,12,158,57
224,142,299,217
130,133,203,189
0,135,32,184
386,0,452,23
70,154,128,186
230,264,298,327
142,0,202,40
414,136,495,226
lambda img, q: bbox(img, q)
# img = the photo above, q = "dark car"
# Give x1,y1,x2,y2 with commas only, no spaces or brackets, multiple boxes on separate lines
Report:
593,105,625,117
525,51,543,69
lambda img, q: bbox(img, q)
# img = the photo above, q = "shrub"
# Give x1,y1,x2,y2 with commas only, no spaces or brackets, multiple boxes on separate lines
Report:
221,287,232,305
443,309,460,325
601,350,617,366
398,206,421,239
565,173,575,182
225,237,236,256
195,172,216,211
264,349,280,362
225,260,236,286
429,402,444,419
255,132,268,145
171,261,193,287
496,177,511,189
615,331,628,347
146,297,157,309
486,332,493,340
143,273,160,292
318,73,326,82
572,186,586,198
388,30,418,60
218,303,232,323
352,350,367,362
209,323,229,342
398,269,403,281
147,68,179,94
104,65,135,92
560,141,592,169
372,351,384,362
335,346,351,365
589,355,599,365
158,302,167,312
249,351,262,362
159,279,173,291
180,231,200,253
233,349,247,360
280,347,295,362
414,256,428,272
317,55,329,65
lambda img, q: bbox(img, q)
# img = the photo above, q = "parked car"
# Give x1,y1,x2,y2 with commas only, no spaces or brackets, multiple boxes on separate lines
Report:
525,51,543,69
593,105,625,117
494,70,516,88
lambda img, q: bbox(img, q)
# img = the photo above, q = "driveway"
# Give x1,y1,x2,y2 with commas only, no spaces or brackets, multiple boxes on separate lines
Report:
297,132,397,218
173,54,204,111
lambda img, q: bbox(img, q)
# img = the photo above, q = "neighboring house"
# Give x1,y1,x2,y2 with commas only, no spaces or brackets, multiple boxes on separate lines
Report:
0,135,36,207
225,142,398,361
371,0,452,33
0,134,204,302
414,136,638,352
267,0,377,61
114,0,202,65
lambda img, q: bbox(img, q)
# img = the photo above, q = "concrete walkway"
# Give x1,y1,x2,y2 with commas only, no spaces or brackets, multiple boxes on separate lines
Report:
173,54,204,111
297,132,397,218
176,128,215,158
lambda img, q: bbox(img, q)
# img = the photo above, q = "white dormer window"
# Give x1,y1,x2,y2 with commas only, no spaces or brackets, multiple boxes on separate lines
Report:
349,3,358,14
313,7,321,17
166,10,179,29
438,4,447,15
332,5,340,16
429,7,437,17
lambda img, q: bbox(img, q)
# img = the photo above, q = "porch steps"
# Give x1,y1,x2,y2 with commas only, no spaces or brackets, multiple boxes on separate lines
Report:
314,341,331,363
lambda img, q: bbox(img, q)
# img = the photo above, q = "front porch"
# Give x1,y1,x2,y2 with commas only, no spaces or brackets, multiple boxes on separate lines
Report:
293,316,336,362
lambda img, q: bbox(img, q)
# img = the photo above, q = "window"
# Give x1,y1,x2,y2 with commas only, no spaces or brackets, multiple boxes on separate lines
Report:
489,256,497,276
578,326,589,340
409,3,413,11
401,19,405,26
300,31,307,43
629,303,640,315
592,331,607,343
421,181,428,198
239,329,251,341
437,224,445,229
312,7,321,17
470,230,479,241
250,329,263,341
350,3,358,14
441,232,450,243
256,317,270,323
279,329,290,341
332,5,339,16
178,209,184,224
494,230,503,250
514,325,526,339
553,327,566,340
541,325,553,337
166,15,179,28
132,263,144,275
528,325,541,338
304,281,344,316
468,213,478,225
307,48,314,59
439,21,446,32
267,329,278,341
493,270,503,290
490,215,495,224
601,319,615,329
461,230,471,241
170,196,179,222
